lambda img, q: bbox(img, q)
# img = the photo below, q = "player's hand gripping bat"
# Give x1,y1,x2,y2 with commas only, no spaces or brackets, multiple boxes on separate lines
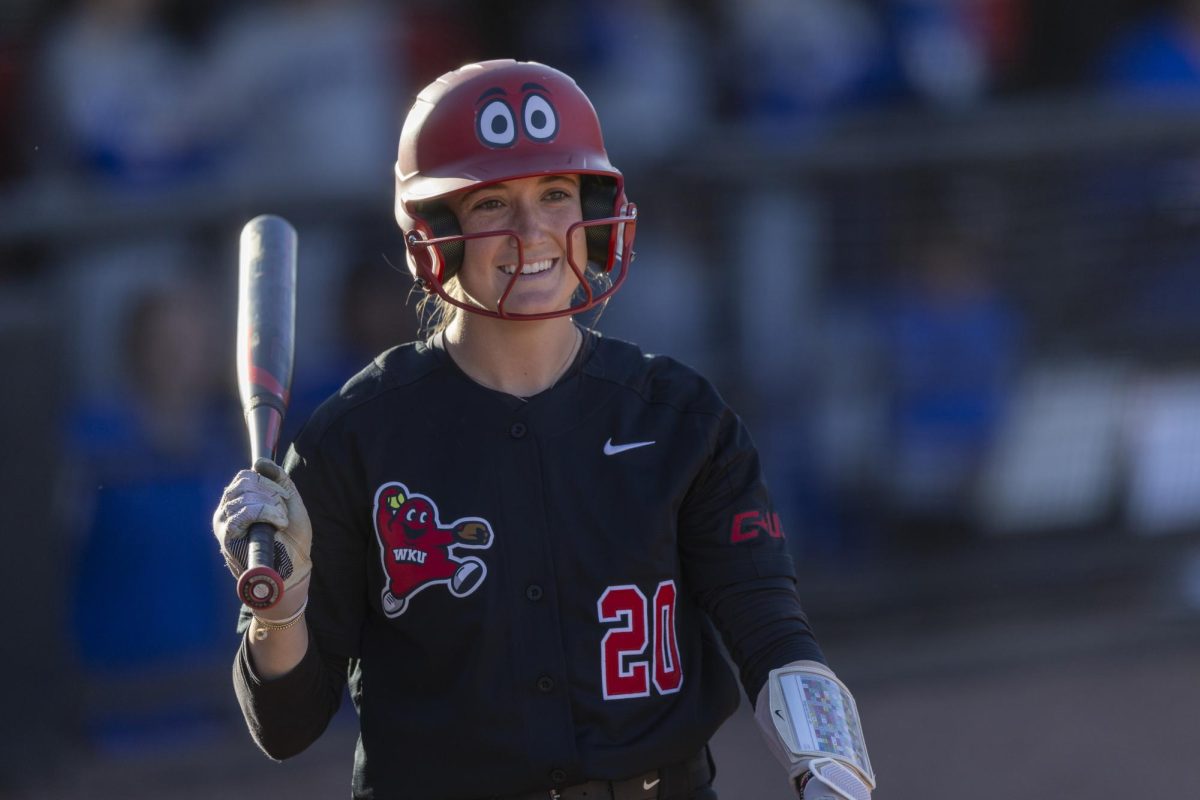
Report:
235,215,297,610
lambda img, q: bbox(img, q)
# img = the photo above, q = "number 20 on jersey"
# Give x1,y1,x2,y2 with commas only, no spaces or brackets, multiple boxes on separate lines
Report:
597,580,682,699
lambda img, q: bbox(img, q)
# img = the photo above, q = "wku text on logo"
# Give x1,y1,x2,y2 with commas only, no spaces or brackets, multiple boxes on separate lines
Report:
372,482,494,617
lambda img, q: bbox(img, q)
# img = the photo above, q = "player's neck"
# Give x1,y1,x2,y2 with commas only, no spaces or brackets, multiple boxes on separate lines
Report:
443,316,582,399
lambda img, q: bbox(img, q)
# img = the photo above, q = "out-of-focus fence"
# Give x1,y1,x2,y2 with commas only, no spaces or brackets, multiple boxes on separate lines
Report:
658,97,1200,551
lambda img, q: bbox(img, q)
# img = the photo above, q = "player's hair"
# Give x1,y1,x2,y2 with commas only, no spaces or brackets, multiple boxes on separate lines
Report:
414,276,462,338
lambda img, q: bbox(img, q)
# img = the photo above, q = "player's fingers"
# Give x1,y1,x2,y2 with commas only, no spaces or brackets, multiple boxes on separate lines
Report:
218,477,288,520
220,494,289,540
219,469,263,503
253,458,296,493
252,458,312,543
223,469,292,507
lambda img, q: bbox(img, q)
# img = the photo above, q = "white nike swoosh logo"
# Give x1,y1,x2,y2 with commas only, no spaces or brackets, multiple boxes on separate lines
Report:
643,777,661,790
604,438,656,456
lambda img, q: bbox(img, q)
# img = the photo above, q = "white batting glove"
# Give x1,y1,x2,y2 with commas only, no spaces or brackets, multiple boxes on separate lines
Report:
796,759,872,800
213,458,312,593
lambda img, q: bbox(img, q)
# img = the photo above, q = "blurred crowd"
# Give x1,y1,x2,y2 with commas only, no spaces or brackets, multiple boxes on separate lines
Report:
5,0,1200,792
8,0,1200,194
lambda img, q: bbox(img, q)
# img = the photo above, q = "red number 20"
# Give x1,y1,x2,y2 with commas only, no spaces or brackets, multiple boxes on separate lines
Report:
597,580,683,699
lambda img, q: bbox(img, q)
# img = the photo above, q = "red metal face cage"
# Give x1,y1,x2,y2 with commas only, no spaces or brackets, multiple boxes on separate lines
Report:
395,60,637,320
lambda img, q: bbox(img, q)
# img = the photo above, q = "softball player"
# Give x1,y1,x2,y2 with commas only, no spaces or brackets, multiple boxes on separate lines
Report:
215,59,874,800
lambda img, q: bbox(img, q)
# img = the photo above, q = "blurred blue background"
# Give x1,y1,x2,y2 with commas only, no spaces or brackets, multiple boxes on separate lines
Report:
2,1,1200,798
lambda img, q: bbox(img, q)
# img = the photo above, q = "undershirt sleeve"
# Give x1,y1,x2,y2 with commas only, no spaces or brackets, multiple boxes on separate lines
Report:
696,575,826,705
232,629,351,760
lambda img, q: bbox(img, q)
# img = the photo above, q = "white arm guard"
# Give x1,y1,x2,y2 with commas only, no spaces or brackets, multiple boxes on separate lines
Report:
754,660,876,799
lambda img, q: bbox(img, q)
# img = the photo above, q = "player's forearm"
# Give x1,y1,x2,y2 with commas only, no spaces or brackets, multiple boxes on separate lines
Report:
754,661,876,798
233,626,347,760
246,582,311,679
699,576,825,702
247,620,310,678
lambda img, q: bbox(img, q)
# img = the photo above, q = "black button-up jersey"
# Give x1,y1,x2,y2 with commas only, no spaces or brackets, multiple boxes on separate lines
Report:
237,329,820,799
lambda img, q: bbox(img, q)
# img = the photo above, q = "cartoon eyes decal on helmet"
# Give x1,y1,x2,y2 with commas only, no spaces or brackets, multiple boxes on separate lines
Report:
476,85,559,148
478,98,517,147
522,93,558,141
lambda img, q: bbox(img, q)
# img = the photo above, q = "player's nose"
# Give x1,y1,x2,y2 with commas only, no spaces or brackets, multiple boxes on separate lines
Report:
509,197,551,246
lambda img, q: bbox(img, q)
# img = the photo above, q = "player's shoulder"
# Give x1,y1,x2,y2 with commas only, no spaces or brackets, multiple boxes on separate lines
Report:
585,331,727,417
297,340,443,441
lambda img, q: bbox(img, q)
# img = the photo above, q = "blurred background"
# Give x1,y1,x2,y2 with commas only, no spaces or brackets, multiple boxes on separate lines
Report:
2,0,1200,797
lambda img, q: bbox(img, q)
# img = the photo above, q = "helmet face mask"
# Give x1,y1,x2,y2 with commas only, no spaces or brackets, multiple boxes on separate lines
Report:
396,60,637,321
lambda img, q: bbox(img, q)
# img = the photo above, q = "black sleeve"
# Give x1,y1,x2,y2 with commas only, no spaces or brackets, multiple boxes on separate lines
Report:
230,409,367,759
232,629,350,760
285,417,369,660
678,405,825,705
697,576,825,705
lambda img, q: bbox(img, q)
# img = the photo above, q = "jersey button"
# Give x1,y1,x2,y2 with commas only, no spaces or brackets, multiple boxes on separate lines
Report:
509,422,527,439
525,584,543,601
536,675,555,693
549,768,568,784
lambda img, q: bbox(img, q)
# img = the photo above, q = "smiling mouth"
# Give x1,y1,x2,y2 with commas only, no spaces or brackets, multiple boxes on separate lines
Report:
499,258,556,276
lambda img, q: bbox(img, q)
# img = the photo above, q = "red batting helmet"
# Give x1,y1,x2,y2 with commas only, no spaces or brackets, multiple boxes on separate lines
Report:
395,59,637,320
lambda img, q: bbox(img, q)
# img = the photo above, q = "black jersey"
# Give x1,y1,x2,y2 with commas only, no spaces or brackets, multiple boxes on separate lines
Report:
235,329,822,799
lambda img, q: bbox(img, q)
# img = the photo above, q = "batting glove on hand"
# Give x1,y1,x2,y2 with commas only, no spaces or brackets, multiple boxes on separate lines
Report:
214,458,312,593
796,761,872,800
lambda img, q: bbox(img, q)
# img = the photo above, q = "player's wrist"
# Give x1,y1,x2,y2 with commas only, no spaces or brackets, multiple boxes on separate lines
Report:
252,597,308,639
250,575,310,624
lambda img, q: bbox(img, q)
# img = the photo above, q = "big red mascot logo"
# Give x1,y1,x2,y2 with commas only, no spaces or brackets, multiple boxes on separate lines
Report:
373,482,494,617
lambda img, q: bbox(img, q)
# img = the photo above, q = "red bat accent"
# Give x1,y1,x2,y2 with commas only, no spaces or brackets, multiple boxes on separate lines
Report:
250,364,290,403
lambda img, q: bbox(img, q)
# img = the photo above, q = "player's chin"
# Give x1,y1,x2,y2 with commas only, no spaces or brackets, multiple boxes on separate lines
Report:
496,294,576,317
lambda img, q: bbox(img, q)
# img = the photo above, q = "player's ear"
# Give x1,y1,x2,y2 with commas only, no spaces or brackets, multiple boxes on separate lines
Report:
580,175,619,265
422,202,465,278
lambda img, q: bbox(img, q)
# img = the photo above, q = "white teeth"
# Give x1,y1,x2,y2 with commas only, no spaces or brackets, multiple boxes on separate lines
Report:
500,258,554,275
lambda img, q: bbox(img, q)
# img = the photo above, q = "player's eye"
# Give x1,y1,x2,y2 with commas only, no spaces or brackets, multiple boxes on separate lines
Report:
472,197,504,212
522,93,557,141
478,99,516,147
405,508,417,522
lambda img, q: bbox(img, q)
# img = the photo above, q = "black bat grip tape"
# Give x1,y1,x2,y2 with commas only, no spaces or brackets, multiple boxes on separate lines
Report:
238,522,285,609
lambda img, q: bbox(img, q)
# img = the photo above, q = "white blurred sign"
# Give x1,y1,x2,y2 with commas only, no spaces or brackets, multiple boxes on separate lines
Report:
1126,376,1200,535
